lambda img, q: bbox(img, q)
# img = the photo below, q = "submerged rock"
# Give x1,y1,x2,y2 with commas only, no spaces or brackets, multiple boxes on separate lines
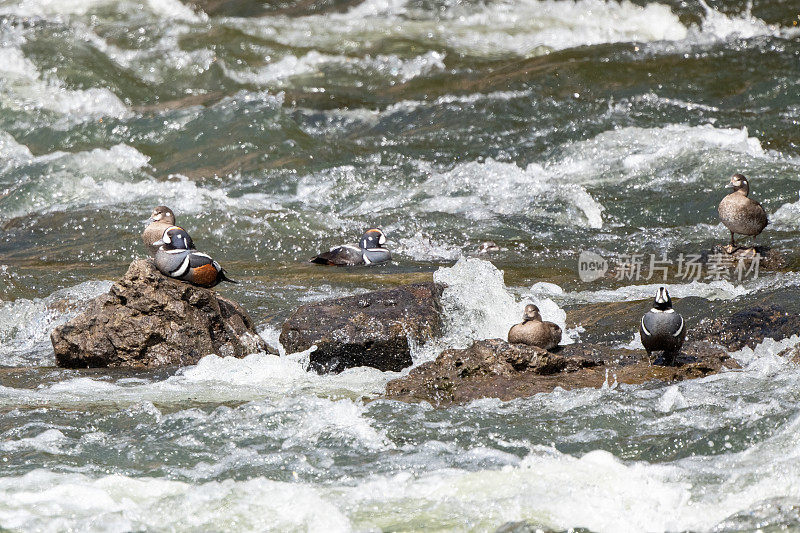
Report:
52,260,270,368
280,283,443,373
384,339,736,407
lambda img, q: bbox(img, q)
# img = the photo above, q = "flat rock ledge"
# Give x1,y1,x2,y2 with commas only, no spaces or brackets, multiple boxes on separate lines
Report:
384,339,737,407
52,259,270,368
280,283,444,373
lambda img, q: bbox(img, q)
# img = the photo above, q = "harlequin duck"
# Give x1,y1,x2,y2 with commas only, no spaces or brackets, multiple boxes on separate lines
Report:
507,304,562,351
143,206,177,256
640,287,685,366
153,226,236,287
718,174,768,253
311,228,391,266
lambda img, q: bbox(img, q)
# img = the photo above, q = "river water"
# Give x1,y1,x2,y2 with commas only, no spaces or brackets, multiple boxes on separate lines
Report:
1,0,800,531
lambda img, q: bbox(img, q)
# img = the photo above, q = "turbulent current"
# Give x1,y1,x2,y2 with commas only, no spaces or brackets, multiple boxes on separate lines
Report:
1,0,800,531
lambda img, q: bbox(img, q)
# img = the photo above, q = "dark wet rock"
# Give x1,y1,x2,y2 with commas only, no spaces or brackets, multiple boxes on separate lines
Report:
693,305,800,351
710,244,785,270
566,300,647,345
280,283,443,373
384,339,736,407
52,259,271,368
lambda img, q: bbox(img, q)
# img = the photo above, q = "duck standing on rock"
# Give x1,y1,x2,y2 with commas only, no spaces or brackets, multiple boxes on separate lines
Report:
718,173,768,253
508,304,562,351
153,226,236,287
640,287,685,366
143,206,178,256
311,228,391,266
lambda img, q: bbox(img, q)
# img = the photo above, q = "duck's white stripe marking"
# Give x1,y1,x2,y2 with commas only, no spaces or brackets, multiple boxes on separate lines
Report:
365,248,386,252
363,254,371,265
192,252,212,260
166,249,185,255
649,308,675,313
673,316,684,337
171,256,191,278
641,316,651,337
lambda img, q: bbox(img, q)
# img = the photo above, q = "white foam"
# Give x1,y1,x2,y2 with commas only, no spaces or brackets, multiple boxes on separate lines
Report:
395,232,462,261
433,257,520,345
0,470,350,532
0,0,205,21
0,429,69,455
0,131,34,173
656,385,689,413
0,132,291,219
770,192,800,230
231,0,794,61
0,352,395,409
567,279,750,305
695,0,781,41
279,122,787,235
421,159,605,228
0,280,113,367
6,417,800,533
231,0,691,59
222,50,445,86
0,46,130,121
430,257,570,352
144,0,205,22
550,124,767,186
728,335,800,370
2,318,800,532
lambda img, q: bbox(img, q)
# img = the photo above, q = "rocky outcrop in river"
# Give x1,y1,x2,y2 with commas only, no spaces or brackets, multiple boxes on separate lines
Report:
52,260,270,368
280,282,443,373
384,339,736,407
385,303,800,406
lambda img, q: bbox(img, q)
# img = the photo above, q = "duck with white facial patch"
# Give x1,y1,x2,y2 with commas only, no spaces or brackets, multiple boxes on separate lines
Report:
142,206,178,256
311,228,392,266
718,173,768,253
153,226,236,288
640,287,686,366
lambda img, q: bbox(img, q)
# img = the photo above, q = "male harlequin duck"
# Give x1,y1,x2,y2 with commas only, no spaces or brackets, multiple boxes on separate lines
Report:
507,304,562,351
718,173,768,253
153,226,236,287
311,228,391,266
143,206,178,256
640,287,685,366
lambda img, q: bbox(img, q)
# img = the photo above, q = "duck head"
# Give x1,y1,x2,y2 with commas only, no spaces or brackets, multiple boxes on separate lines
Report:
153,226,194,250
522,304,542,322
359,228,387,250
652,287,673,311
727,174,750,196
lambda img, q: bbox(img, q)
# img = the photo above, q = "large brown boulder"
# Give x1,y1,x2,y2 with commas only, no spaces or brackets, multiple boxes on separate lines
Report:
280,283,444,373
385,339,737,407
51,259,270,368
